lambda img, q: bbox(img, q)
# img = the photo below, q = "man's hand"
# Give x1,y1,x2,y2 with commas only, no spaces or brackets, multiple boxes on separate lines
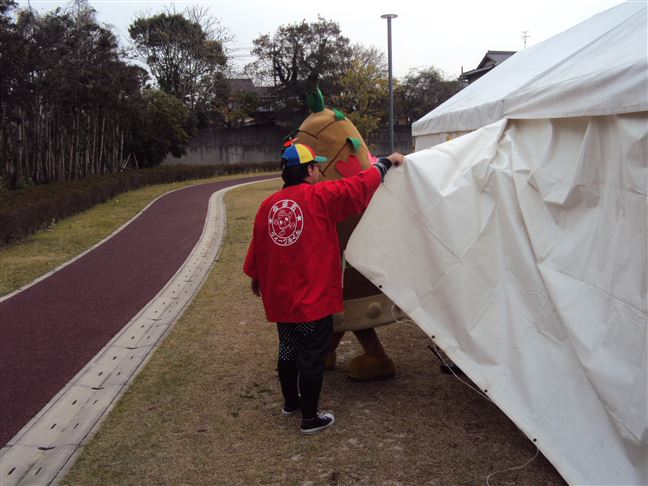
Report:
386,152,406,167
374,152,406,180
250,279,261,297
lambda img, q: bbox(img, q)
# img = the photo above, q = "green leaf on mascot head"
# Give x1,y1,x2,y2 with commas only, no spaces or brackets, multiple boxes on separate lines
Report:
333,109,346,121
347,137,362,152
306,87,325,113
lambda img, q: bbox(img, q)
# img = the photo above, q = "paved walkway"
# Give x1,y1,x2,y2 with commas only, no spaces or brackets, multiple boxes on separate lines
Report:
0,175,272,448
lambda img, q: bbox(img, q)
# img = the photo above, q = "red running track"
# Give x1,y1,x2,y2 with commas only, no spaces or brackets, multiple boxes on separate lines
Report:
0,175,274,446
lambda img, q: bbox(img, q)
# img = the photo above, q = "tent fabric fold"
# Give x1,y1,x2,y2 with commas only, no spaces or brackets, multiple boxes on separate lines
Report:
345,115,647,484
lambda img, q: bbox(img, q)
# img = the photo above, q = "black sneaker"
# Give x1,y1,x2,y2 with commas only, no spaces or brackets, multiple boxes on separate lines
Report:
282,401,301,416
300,412,335,434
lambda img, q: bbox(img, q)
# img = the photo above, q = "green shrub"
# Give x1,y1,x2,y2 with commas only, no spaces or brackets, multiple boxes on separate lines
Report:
0,163,278,246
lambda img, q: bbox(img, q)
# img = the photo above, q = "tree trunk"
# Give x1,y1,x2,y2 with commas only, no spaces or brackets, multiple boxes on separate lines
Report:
98,115,105,174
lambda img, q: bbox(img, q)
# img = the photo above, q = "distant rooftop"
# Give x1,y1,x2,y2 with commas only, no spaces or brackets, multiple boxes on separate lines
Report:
460,50,516,85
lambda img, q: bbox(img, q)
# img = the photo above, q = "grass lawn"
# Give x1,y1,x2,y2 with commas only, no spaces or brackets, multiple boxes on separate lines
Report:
42,178,565,485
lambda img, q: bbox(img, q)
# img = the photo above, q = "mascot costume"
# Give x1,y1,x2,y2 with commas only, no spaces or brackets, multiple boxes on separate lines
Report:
289,88,403,381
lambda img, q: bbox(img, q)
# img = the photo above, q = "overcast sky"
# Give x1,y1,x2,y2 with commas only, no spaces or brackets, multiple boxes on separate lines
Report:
20,0,624,78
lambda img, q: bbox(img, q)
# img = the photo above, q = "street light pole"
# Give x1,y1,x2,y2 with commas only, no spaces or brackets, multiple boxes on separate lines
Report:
381,13,397,153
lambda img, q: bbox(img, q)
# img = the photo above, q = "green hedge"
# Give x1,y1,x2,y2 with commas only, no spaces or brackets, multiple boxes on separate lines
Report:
0,163,278,246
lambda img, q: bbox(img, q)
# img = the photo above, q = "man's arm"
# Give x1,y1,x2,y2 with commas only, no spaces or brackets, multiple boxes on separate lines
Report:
250,278,261,297
315,152,407,222
243,219,260,296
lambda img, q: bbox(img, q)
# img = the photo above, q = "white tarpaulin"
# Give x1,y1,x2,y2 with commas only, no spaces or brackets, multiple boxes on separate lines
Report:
359,3,648,482
412,2,647,149
345,115,647,484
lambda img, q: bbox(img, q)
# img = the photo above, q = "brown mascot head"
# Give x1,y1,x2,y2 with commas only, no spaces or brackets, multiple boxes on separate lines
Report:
288,87,376,181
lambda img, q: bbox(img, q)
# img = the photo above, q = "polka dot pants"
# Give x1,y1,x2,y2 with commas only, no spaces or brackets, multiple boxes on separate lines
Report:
277,317,332,374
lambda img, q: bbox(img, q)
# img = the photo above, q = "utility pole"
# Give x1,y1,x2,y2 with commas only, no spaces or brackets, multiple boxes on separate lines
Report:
381,14,397,153
521,30,530,48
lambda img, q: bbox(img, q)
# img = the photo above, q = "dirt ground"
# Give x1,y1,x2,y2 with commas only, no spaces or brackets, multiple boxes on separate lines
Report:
63,180,567,486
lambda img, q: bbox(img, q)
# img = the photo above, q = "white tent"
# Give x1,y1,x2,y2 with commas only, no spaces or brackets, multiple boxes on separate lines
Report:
346,2,647,484
412,1,647,150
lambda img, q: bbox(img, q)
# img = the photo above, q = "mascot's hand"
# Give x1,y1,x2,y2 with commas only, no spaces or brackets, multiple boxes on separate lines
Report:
250,279,261,297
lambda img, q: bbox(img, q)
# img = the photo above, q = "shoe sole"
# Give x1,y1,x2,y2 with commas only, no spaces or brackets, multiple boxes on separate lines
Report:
282,408,300,416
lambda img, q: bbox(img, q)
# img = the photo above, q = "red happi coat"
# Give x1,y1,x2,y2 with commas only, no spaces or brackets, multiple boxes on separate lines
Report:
244,167,381,323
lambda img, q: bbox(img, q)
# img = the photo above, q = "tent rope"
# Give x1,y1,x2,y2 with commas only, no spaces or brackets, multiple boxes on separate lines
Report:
390,304,491,401
485,446,540,485
390,304,541,484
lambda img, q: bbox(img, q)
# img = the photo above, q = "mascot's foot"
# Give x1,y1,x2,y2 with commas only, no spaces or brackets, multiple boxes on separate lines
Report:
347,354,395,381
325,352,336,370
